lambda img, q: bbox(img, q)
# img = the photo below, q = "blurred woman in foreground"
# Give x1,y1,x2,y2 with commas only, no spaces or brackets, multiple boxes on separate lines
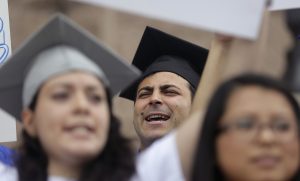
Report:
192,74,300,181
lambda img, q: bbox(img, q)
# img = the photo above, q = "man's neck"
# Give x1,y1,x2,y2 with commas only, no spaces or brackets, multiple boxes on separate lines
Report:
139,137,160,152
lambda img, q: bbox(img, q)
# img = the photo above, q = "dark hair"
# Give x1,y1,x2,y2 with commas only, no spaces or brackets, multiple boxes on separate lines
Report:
188,83,196,100
16,85,135,181
191,74,300,181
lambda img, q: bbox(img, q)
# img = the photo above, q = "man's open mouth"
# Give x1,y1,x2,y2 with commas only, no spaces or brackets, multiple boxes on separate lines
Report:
145,113,170,122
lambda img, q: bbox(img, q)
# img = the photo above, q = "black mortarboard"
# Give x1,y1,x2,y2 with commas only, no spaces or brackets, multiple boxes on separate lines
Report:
120,26,209,101
0,14,140,121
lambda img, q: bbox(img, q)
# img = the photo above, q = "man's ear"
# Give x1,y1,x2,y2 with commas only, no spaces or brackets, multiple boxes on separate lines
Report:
22,108,37,137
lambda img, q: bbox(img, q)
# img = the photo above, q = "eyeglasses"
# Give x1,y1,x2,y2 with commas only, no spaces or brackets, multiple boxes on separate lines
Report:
218,116,299,142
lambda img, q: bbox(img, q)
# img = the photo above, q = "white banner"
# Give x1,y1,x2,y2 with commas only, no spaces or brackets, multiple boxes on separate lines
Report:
0,0,11,63
0,0,16,142
270,0,300,11
0,111,16,142
73,0,266,40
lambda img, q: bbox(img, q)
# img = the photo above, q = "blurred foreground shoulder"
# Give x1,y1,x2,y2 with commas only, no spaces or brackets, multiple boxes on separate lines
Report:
132,132,184,181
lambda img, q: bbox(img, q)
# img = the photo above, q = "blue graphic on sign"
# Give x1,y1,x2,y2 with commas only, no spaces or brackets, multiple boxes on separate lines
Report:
0,18,9,64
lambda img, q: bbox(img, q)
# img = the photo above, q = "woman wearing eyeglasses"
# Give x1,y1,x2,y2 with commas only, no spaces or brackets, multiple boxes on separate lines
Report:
191,74,300,181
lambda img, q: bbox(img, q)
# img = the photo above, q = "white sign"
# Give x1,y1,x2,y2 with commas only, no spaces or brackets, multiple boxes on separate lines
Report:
0,110,16,142
0,0,16,142
270,0,300,11
0,0,11,63
73,0,266,40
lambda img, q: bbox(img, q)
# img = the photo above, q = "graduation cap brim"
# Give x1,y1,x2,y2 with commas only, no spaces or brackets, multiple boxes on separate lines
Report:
119,26,208,101
0,14,140,121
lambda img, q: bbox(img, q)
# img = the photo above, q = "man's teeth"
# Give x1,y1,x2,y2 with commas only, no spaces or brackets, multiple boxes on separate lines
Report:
146,114,169,121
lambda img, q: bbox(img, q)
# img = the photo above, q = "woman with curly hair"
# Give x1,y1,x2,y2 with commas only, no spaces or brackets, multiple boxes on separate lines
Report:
0,13,186,181
0,14,139,181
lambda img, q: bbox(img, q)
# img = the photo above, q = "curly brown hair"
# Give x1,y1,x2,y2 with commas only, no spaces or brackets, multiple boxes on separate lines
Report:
16,86,135,181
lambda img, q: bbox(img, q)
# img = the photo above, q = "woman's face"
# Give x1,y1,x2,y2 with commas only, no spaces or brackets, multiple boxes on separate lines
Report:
216,85,300,181
23,71,110,165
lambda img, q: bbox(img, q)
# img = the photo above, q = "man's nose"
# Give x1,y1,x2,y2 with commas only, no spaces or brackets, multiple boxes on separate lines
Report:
149,90,162,105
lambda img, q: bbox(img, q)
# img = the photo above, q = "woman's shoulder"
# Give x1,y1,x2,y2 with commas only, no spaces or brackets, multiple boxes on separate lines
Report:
0,165,75,181
0,162,18,181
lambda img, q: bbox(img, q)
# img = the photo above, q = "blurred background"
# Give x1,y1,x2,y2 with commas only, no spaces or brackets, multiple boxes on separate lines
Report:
6,0,296,148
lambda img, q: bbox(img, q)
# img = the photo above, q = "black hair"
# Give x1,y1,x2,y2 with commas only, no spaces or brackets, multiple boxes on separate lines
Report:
191,74,300,181
188,83,196,100
16,84,135,181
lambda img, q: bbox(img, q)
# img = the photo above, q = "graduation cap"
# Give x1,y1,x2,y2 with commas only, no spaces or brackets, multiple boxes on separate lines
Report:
119,26,209,101
0,14,140,121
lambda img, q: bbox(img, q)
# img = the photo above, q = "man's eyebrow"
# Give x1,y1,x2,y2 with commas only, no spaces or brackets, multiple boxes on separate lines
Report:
160,84,180,90
137,86,153,94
